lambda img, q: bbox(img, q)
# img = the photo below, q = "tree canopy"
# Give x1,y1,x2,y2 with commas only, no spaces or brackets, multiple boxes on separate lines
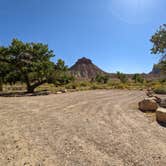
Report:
0,39,55,93
151,24,166,73
49,59,74,85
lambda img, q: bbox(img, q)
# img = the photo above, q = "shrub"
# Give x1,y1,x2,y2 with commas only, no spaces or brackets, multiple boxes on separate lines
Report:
94,74,109,84
132,74,144,83
154,86,166,94
113,83,127,89
116,72,128,83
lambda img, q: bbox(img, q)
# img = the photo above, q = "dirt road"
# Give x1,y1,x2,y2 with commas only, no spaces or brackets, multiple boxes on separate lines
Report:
0,90,166,166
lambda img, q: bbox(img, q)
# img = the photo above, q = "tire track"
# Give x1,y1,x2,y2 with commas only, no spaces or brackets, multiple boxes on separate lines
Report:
0,90,166,166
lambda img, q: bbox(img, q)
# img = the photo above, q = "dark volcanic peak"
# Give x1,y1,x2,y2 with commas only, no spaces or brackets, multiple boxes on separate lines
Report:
70,57,105,79
75,57,92,65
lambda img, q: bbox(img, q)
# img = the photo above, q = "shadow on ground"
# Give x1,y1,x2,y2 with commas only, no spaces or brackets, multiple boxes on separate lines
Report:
157,121,166,128
0,90,51,97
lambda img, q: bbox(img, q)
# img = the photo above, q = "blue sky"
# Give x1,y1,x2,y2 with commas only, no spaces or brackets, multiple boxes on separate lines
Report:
0,0,165,73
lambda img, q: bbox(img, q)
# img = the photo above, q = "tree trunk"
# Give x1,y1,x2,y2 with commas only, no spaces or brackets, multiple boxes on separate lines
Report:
24,74,34,93
0,78,3,92
27,86,35,93
26,80,47,93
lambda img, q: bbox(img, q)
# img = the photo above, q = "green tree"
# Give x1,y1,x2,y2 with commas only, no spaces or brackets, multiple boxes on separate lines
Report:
95,74,109,84
0,62,16,91
0,39,55,93
132,74,144,83
151,24,166,73
55,59,68,71
53,72,75,85
116,71,128,83
0,62,9,91
49,59,74,85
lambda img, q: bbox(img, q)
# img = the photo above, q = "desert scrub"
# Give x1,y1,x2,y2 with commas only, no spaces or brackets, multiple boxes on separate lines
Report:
79,81,91,87
154,86,166,94
113,83,128,89
90,83,108,90
65,82,78,89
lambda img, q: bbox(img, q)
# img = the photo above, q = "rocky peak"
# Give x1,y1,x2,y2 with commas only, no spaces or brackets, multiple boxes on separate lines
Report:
70,57,105,79
75,57,92,65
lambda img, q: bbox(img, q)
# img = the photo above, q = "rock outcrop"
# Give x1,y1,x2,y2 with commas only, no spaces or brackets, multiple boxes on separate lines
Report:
70,57,105,79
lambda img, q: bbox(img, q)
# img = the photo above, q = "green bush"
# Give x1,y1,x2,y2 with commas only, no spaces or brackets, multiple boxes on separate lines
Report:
154,86,166,94
132,74,144,83
94,74,110,84
79,81,90,87
65,82,78,89
90,83,107,90
116,72,128,83
113,83,127,89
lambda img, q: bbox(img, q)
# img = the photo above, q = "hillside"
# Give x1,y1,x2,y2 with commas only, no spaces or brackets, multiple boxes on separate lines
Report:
70,57,106,79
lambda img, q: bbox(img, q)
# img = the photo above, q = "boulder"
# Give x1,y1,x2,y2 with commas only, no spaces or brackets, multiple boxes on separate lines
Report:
156,107,166,123
138,98,158,112
159,99,166,108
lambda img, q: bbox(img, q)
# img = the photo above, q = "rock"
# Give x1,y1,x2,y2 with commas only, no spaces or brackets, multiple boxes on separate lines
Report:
146,89,154,97
60,89,67,93
153,96,162,103
146,96,161,104
156,107,166,123
139,98,158,112
56,91,62,94
159,99,166,108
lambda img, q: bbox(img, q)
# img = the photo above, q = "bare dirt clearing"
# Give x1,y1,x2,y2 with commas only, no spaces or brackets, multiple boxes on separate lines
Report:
0,90,166,166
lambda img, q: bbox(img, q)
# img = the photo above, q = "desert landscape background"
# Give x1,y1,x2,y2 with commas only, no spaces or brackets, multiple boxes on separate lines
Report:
0,0,166,165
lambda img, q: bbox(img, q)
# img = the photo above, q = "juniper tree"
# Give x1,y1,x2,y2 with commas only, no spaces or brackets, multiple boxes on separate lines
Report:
0,39,55,93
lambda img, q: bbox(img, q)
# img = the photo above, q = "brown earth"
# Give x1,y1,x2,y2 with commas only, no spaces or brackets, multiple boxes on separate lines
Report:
0,90,166,166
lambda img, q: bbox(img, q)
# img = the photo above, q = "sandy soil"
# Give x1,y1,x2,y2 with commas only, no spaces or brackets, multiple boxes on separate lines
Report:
0,90,166,166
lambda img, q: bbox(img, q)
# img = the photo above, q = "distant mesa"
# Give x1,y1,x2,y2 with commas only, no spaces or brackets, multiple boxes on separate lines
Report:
69,57,165,80
70,57,105,79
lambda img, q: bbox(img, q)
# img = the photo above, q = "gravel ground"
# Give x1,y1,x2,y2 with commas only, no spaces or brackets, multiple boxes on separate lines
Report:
0,90,166,166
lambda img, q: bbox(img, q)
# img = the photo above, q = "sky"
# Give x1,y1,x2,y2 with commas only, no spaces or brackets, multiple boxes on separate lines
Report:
0,0,165,73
